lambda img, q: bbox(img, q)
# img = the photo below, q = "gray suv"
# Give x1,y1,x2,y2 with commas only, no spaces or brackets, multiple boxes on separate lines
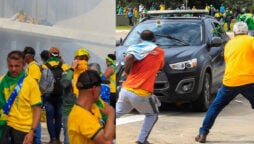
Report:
116,10,229,111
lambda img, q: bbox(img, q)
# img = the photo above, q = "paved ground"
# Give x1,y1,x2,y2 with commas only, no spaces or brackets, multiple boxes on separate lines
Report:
41,122,64,144
116,95,254,144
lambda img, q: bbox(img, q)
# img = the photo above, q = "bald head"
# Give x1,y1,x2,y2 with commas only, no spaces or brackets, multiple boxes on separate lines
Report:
140,30,155,41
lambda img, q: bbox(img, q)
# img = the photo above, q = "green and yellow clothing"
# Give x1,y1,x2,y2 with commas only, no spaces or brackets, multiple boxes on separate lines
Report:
61,69,77,117
68,104,104,144
105,57,116,94
41,59,69,72
73,60,88,96
109,66,116,94
223,35,254,86
133,9,139,18
26,60,41,81
214,12,221,19
205,5,210,11
0,75,7,137
0,71,41,133
61,69,107,123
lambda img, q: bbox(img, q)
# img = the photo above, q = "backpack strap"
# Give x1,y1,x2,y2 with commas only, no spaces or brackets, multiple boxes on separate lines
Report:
45,62,51,69
57,62,63,69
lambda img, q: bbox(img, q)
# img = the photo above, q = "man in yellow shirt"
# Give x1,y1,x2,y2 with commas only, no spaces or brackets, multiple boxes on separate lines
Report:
0,50,41,144
195,22,254,143
23,47,42,144
68,70,115,144
23,47,41,82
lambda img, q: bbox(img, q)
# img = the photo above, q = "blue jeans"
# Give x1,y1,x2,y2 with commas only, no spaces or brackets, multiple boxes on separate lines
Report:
45,98,62,141
34,123,41,144
62,116,69,144
199,84,254,135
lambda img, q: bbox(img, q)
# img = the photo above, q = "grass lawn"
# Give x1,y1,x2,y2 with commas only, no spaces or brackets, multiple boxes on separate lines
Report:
116,25,133,30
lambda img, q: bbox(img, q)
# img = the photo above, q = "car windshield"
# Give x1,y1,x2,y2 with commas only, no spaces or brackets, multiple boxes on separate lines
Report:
123,20,203,47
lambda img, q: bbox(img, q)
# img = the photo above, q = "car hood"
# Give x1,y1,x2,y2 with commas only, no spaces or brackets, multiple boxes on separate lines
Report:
162,45,203,60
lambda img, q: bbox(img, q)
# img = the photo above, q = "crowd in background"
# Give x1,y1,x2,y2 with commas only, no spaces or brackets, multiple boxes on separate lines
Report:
116,1,254,32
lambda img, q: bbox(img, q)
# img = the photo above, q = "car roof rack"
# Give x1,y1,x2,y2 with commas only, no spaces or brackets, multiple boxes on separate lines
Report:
147,9,209,17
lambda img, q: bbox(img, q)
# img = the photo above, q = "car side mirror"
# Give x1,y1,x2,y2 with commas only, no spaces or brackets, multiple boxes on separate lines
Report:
208,37,223,47
116,38,123,46
248,31,254,37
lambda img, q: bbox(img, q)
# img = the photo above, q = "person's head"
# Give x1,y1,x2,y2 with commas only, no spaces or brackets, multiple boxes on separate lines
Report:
140,30,155,42
23,46,35,64
7,50,25,77
88,63,101,73
106,54,116,66
74,48,90,61
40,50,50,63
233,22,248,36
76,70,102,102
49,46,60,57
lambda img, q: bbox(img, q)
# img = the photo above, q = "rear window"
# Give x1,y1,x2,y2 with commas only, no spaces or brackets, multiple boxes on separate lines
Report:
124,20,203,47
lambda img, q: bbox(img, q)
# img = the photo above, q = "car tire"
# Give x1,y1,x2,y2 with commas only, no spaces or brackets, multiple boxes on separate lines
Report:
192,73,211,112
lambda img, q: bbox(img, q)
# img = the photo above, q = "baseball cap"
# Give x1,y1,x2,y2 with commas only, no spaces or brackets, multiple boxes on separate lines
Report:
75,48,90,60
76,70,102,90
23,46,35,56
49,47,60,57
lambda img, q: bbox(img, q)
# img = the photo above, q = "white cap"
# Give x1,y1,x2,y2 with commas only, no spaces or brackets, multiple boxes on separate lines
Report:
233,22,248,35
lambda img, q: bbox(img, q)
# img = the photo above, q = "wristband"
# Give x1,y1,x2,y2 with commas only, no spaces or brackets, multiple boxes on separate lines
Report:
30,128,36,133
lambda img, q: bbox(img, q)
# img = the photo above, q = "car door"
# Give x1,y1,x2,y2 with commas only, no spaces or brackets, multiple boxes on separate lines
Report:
205,19,226,93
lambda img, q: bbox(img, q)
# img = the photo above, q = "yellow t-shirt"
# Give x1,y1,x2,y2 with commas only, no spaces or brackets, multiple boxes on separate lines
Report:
124,86,151,97
109,69,116,93
7,75,42,133
68,104,103,144
223,35,254,86
26,60,41,82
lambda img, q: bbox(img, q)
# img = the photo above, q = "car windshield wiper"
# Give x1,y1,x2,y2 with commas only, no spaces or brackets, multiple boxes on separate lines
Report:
155,34,190,46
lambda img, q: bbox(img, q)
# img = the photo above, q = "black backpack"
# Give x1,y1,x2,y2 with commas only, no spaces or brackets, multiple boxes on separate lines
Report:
45,62,64,99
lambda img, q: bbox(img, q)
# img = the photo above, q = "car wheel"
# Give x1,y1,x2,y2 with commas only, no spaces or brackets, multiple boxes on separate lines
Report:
192,73,211,112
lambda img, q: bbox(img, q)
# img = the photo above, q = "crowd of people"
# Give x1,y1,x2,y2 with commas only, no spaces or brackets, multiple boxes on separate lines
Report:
116,2,254,32
0,46,116,144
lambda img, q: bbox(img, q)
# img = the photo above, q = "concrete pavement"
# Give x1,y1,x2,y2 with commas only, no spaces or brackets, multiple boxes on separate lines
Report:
41,122,64,144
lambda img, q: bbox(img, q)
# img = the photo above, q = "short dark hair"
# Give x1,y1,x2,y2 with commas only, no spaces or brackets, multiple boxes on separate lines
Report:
7,50,24,61
23,46,35,56
40,50,50,62
76,70,102,90
107,54,116,60
140,30,155,41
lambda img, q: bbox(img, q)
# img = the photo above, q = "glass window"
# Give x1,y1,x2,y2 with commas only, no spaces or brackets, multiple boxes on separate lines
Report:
124,20,203,47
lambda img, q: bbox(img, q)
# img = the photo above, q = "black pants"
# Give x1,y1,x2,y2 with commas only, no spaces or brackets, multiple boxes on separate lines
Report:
0,125,28,144
110,92,116,108
128,17,133,26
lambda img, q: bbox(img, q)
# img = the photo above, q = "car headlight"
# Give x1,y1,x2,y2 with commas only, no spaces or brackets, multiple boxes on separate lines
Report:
169,58,197,70
116,61,124,66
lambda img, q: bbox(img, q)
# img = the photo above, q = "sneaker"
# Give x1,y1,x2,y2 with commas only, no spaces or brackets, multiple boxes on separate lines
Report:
135,141,151,144
48,138,61,144
195,134,207,143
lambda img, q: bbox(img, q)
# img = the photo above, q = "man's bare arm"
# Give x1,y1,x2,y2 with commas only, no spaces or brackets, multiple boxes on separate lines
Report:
124,54,134,74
